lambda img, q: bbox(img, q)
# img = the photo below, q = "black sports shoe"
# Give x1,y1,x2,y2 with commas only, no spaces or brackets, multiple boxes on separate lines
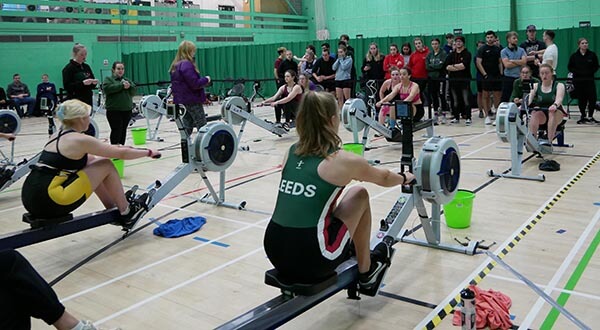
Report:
588,117,599,124
358,242,392,295
577,117,589,124
120,193,149,231
358,260,387,292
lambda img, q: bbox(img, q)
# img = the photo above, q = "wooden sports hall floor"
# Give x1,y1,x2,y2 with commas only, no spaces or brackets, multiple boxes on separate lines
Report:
2,101,599,330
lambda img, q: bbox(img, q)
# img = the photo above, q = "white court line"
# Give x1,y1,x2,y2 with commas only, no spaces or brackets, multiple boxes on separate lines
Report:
519,207,600,329
153,203,267,228
415,151,600,330
0,205,23,214
61,216,271,302
487,274,600,302
94,247,264,325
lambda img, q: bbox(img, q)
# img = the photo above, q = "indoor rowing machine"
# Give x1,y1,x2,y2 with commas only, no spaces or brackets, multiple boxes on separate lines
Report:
0,109,21,165
217,101,472,330
140,87,171,142
221,96,288,151
341,98,434,145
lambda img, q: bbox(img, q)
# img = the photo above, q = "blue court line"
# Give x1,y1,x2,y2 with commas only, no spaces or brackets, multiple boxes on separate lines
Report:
193,236,230,248
593,202,600,206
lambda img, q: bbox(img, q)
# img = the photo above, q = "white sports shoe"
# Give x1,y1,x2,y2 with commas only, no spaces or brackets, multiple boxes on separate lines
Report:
484,116,492,125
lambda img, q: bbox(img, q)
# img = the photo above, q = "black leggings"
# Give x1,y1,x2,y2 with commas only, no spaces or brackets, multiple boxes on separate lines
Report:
0,250,65,330
574,81,597,118
106,110,132,145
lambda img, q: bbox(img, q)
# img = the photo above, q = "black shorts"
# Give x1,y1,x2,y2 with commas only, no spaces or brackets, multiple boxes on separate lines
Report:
21,166,92,218
482,77,502,91
264,219,351,283
320,79,336,92
336,79,354,89
476,80,483,93
413,104,425,122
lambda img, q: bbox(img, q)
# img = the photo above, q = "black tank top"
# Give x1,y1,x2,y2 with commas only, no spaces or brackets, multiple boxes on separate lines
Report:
39,130,88,171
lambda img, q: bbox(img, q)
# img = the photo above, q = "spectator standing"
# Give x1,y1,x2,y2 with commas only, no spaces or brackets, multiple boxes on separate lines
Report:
361,42,385,98
274,47,286,87
340,34,357,97
568,38,600,123
383,44,403,80
312,49,336,92
408,37,430,109
443,33,454,54
7,73,36,117
500,31,527,102
474,40,486,118
401,43,412,69
62,43,97,106
540,30,558,72
520,25,545,78
476,30,503,125
277,50,298,88
332,45,353,109
35,73,58,117
444,36,472,125
103,61,136,145
425,38,447,122
169,40,211,135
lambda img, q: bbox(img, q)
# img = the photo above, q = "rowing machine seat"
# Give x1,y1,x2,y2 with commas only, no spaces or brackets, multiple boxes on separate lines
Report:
264,269,338,296
22,213,73,229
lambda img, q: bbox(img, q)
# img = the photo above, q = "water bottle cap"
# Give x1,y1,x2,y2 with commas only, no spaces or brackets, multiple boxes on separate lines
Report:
460,288,475,299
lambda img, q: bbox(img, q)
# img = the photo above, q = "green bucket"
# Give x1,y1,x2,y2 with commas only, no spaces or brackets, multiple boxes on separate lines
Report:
131,127,147,145
443,189,475,229
111,158,124,178
342,143,365,157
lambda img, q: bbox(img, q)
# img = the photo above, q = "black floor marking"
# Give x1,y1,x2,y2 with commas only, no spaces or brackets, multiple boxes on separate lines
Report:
378,290,437,309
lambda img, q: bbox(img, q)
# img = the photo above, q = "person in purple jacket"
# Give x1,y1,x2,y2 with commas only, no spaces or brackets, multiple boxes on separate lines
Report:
169,40,211,135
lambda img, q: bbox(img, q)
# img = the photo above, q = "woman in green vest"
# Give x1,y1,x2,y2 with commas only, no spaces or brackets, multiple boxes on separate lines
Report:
528,63,566,145
264,91,415,293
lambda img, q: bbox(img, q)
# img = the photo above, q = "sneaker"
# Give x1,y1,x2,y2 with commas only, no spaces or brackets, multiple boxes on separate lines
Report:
465,119,472,126
120,195,148,231
577,118,589,124
588,117,599,124
484,116,492,125
492,119,497,126
358,243,391,293
433,115,439,126
441,115,447,125
449,118,459,124
478,110,484,118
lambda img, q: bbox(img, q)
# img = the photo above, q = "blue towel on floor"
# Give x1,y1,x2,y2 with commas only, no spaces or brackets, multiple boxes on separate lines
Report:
153,216,206,238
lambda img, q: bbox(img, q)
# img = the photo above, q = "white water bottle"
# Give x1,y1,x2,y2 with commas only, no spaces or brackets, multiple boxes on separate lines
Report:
460,288,476,330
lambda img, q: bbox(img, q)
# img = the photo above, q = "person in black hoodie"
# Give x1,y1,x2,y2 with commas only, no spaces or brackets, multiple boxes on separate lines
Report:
62,43,97,106
567,38,600,123
361,42,385,100
35,73,58,116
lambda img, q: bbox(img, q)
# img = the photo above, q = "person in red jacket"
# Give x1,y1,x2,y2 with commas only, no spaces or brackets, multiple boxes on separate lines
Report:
383,44,404,80
409,37,430,111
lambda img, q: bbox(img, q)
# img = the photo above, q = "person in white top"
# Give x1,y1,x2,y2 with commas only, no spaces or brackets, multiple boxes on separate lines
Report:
538,30,558,72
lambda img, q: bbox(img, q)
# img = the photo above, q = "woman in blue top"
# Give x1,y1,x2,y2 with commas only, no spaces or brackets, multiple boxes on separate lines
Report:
264,91,415,293
332,45,353,108
170,41,211,135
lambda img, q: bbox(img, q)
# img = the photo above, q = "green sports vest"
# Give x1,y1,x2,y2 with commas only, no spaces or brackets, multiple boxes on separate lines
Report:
534,80,558,107
271,144,343,228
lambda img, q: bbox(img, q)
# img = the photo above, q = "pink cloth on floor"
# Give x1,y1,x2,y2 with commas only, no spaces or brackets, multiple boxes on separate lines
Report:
452,285,513,330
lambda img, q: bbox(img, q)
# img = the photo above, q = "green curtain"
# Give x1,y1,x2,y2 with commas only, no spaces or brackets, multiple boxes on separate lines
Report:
124,26,600,98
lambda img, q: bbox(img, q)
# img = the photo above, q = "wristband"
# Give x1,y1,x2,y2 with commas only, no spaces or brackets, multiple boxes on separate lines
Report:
147,149,152,157
398,172,407,183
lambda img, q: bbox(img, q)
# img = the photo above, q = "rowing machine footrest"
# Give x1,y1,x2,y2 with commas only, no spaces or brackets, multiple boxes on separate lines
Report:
22,213,74,229
412,119,433,132
264,269,337,296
